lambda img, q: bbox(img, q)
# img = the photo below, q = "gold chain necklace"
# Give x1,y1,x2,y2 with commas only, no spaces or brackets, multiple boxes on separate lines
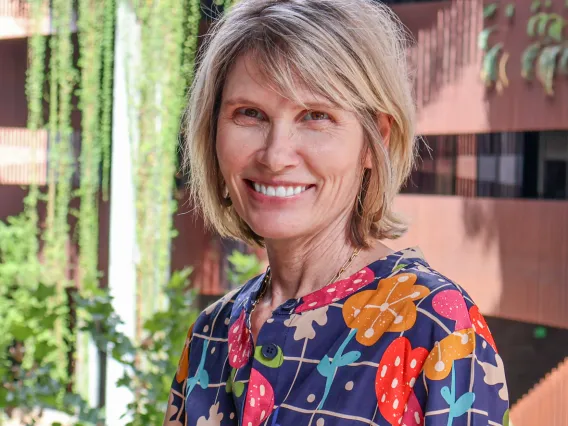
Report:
251,246,362,314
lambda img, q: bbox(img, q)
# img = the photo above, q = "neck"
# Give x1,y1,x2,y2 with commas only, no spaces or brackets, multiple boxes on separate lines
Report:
263,219,392,310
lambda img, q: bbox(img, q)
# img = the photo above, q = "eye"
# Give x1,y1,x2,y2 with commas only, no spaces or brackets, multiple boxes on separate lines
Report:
303,111,330,121
236,107,266,121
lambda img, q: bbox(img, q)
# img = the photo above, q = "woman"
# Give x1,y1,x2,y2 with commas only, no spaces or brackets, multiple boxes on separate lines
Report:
165,0,509,425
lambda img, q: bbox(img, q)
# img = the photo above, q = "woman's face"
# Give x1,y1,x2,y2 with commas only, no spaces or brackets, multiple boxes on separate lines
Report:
216,55,369,242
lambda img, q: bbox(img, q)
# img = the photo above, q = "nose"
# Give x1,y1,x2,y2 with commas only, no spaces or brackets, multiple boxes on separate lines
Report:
257,121,300,173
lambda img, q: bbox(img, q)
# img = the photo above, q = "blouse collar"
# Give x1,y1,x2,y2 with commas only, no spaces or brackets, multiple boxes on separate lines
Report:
228,246,428,326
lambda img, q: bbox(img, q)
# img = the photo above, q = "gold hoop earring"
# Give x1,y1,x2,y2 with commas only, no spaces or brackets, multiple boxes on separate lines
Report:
222,184,232,207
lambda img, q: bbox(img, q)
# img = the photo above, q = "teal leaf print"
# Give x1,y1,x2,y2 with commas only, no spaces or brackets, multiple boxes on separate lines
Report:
453,392,476,418
186,340,210,397
316,329,358,409
317,356,333,376
198,369,210,388
441,362,476,426
338,350,361,366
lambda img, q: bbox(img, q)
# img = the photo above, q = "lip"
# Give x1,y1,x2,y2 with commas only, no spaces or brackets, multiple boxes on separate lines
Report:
245,178,314,187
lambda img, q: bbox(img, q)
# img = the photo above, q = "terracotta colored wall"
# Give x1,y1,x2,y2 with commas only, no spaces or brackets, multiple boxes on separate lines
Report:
389,194,568,328
392,0,568,134
171,191,221,295
510,357,568,426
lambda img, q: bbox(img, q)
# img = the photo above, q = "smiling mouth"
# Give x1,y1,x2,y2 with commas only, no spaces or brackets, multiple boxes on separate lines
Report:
246,180,312,198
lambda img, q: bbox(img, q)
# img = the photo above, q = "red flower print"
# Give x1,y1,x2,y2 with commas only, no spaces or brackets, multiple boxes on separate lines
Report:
242,369,275,426
432,290,472,331
296,267,375,313
228,310,252,368
469,305,497,352
375,337,428,426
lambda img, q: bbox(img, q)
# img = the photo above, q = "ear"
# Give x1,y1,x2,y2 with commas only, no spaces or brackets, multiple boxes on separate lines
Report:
363,113,393,169
378,112,393,147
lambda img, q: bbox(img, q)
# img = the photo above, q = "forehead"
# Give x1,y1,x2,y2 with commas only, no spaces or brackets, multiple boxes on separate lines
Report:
222,54,340,109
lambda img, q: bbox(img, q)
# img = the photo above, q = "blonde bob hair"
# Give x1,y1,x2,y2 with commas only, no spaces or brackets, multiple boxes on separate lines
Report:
184,0,416,247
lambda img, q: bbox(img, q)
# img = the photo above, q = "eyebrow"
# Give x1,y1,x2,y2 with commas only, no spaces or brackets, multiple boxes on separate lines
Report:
221,96,340,111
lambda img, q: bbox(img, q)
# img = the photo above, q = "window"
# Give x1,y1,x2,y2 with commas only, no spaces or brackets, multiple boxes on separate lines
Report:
402,131,568,200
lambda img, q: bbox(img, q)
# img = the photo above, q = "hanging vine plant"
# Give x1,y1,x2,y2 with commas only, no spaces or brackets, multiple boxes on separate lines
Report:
100,0,115,200
12,0,202,420
123,0,202,385
43,0,77,392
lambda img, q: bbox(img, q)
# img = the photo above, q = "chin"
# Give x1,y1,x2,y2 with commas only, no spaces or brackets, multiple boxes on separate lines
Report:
247,218,307,241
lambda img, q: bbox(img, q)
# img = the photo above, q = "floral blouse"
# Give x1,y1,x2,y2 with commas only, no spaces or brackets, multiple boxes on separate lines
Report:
164,247,510,426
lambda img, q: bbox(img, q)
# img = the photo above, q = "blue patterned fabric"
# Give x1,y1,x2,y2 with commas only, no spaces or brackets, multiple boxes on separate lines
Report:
164,248,509,426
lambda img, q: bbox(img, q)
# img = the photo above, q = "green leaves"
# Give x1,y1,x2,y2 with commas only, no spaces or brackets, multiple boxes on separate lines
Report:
527,12,566,42
477,26,496,51
536,45,564,95
480,43,504,85
483,3,498,19
559,47,568,75
521,42,542,80
227,250,263,288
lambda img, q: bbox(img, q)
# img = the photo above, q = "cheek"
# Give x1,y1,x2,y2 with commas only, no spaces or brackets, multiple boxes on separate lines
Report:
216,123,256,177
303,129,365,181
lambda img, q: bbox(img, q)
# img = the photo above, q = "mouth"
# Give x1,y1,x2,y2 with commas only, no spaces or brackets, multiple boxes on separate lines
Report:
245,179,313,198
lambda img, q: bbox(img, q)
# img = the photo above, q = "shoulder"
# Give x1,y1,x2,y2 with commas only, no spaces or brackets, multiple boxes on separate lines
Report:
394,260,499,353
191,273,264,336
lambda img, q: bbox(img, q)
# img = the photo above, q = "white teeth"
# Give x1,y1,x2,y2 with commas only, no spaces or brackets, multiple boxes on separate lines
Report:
252,182,308,198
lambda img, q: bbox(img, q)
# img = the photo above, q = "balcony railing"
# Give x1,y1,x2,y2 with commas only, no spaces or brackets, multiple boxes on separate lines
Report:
0,127,82,186
0,0,71,40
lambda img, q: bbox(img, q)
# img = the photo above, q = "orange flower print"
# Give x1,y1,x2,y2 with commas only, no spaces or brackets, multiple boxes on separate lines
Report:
423,328,475,380
176,324,194,383
342,273,430,346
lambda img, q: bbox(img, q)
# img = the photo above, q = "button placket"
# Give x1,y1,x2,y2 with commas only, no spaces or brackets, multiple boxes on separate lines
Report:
278,299,298,315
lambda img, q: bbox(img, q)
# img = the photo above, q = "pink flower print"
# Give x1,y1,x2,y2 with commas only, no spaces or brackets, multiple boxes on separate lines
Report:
242,369,275,426
400,391,424,426
375,337,428,426
432,290,472,331
296,267,375,313
228,310,252,368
